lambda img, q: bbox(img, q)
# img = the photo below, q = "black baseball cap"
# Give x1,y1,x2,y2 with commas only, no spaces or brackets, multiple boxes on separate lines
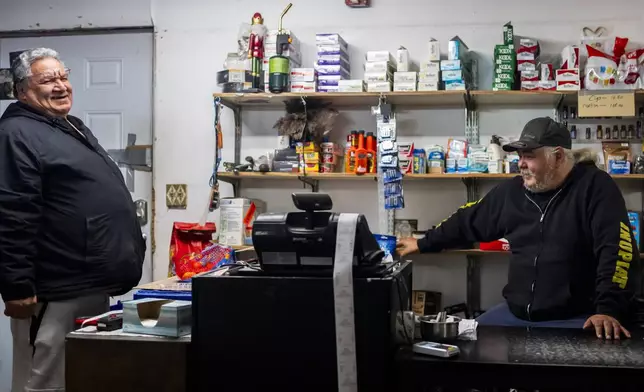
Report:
502,117,572,152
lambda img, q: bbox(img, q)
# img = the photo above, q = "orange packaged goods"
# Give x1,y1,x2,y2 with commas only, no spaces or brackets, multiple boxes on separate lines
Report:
354,130,368,174
169,222,220,279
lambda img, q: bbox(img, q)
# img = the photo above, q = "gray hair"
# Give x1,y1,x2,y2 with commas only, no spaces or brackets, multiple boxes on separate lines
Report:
11,48,65,96
543,146,597,164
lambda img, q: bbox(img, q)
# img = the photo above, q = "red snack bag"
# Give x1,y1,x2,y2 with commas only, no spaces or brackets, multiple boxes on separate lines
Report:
168,222,216,278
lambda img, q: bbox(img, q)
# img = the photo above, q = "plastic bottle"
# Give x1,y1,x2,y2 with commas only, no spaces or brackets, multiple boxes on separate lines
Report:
355,131,368,174
366,132,377,173
344,134,352,173
348,131,358,173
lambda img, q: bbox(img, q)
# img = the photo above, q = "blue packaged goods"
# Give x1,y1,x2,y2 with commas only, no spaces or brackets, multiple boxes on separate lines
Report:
457,158,469,173
315,63,351,75
384,181,403,197
379,140,398,155
374,234,397,263
317,44,349,56
446,158,457,173
316,54,351,68
412,149,427,174
385,195,405,210
380,154,399,168
628,211,641,251
448,36,469,61
383,168,404,183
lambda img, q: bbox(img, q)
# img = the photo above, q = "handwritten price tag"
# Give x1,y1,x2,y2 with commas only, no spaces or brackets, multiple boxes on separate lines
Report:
578,92,635,118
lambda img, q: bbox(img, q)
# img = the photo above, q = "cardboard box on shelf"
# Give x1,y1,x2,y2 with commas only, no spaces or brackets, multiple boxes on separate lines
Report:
219,198,266,247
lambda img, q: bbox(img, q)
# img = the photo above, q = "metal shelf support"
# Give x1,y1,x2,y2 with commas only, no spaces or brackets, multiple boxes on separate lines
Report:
297,176,319,192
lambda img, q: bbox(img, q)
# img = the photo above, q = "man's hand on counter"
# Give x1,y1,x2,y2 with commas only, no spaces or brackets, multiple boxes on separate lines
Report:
396,238,420,257
583,314,631,340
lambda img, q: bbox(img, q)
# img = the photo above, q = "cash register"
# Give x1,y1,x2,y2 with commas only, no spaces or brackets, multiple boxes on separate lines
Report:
191,193,412,392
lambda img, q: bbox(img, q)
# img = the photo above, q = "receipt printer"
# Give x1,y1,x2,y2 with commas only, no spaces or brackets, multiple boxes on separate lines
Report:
251,193,384,271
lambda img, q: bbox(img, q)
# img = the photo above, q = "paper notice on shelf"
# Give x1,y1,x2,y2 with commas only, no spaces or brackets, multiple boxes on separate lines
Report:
578,91,635,118
333,213,359,392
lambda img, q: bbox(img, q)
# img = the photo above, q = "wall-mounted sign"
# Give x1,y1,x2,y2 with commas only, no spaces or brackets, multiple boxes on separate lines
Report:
578,91,636,118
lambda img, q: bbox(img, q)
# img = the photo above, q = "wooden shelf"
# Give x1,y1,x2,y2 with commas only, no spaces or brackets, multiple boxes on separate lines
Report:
471,90,576,106
213,91,467,109
218,172,644,181
213,90,644,109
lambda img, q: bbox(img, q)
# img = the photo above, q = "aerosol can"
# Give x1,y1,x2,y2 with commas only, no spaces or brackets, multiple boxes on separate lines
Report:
268,3,293,94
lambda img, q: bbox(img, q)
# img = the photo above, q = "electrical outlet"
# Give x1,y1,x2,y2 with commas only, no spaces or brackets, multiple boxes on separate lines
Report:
166,184,187,209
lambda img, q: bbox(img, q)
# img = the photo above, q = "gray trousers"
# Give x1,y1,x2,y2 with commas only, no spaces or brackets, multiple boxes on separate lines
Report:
11,294,109,392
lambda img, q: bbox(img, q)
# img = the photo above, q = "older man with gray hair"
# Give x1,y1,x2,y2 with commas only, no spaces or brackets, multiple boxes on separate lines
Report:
0,48,145,391
397,117,641,341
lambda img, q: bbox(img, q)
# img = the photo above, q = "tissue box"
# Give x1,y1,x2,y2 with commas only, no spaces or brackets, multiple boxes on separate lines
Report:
338,79,365,92
123,298,191,337
290,82,317,93
316,33,348,49
290,68,317,82
440,60,461,71
365,60,395,73
393,82,417,92
394,72,417,83
448,36,469,61
367,81,392,92
396,47,410,72
418,81,439,91
366,51,394,63
428,39,440,61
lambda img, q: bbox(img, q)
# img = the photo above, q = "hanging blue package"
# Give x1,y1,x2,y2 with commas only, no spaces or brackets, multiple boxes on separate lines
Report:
374,234,397,263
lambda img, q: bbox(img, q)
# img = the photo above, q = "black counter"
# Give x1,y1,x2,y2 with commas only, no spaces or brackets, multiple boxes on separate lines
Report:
397,326,644,391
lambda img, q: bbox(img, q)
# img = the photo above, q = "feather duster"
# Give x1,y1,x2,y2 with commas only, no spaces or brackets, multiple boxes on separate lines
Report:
273,99,339,144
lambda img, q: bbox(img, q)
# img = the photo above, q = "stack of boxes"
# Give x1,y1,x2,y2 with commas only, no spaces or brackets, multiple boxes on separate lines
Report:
517,38,541,91
365,51,395,92
263,30,302,92
297,142,321,173
394,46,417,92
442,36,471,91
418,39,441,91
290,68,317,93
315,33,351,93
493,22,516,91
557,45,581,91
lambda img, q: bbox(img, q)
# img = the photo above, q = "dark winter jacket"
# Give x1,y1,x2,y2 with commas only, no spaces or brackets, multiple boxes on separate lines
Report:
0,102,145,302
418,161,641,323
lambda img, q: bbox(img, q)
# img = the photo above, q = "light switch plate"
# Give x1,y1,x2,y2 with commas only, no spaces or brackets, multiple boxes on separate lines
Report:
166,184,187,209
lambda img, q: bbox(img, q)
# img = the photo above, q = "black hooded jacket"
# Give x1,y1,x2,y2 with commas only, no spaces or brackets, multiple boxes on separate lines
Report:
418,161,641,323
0,102,145,302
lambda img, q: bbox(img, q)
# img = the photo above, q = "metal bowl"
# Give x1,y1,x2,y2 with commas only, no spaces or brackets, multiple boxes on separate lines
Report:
419,314,461,342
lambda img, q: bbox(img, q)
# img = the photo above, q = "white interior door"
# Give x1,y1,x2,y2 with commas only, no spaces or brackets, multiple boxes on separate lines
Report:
0,33,154,289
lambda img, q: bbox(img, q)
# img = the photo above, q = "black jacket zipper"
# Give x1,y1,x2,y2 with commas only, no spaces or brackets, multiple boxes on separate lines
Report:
523,188,564,320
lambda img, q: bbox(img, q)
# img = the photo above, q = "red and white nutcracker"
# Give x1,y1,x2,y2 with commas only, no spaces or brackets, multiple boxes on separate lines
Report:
248,12,267,90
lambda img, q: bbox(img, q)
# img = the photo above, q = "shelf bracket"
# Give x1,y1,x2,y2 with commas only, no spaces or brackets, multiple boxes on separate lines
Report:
466,255,483,316
217,175,242,197
297,176,319,192
233,106,243,165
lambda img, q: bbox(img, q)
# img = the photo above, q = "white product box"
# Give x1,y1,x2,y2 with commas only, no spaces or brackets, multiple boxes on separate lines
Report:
219,198,266,246
444,80,466,91
440,60,461,71
520,81,539,91
316,54,350,67
561,45,580,69
418,81,439,91
315,64,350,76
394,82,417,92
316,33,348,50
442,70,464,81
396,47,410,72
367,81,392,92
557,79,580,91
364,72,392,83
556,68,580,82
316,44,349,56
517,51,535,61
394,71,418,83
428,39,440,61
418,69,440,82
318,85,340,92
290,68,317,82
290,81,317,93
420,61,440,72
538,80,557,91
338,79,365,92
366,51,395,63
319,73,350,82
365,60,395,73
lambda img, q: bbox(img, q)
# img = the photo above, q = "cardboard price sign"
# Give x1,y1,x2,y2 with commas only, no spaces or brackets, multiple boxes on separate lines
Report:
578,92,635,118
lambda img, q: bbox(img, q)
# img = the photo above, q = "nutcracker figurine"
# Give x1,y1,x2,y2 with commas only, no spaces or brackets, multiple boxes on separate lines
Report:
248,12,267,90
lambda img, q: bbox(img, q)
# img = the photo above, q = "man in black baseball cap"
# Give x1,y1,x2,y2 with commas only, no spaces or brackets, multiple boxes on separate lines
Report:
398,116,641,340
503,116,572,152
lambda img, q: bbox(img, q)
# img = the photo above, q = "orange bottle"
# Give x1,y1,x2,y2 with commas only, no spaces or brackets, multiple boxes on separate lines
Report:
366,132,377,173
355,130,368,174
347,130,358,173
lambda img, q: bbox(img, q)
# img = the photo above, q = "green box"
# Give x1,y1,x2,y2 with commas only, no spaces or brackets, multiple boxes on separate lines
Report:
494,44,515,57
495,63,516,73
494,72,515,83
503,22,514,45
493,81,513,91
495,53,516,64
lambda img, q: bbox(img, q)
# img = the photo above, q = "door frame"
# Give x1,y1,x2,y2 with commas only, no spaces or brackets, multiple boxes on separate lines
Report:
0,25,158,278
